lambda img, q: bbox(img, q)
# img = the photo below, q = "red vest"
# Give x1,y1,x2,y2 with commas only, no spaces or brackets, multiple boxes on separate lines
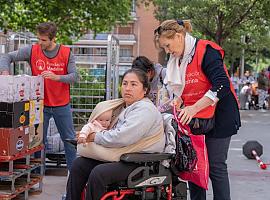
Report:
181,40,239,118
30,44,71,106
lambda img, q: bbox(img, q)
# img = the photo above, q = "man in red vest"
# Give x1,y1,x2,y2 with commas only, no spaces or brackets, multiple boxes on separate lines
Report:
0,22,77,171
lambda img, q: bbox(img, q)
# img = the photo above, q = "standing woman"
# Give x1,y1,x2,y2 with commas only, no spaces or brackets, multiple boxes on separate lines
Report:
154,19,240,200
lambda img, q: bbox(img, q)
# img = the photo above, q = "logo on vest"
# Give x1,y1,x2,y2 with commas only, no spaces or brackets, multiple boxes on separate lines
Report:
36,59,46,71
186,72,200,85
46,61,65,72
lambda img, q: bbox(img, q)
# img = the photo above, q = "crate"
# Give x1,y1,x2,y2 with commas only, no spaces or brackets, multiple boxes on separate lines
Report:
0,145,44,200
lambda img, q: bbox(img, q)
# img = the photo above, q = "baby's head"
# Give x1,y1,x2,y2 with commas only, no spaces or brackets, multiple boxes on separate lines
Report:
95,109,113,129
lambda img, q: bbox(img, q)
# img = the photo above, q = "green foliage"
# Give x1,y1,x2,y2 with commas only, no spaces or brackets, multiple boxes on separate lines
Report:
0,0,132,43
152,0,270,70
70,67,107,128
71,67,106,109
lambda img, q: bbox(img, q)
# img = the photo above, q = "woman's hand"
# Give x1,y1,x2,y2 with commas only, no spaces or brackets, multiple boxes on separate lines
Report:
86,133,96,142
77,134,87,146
178,105,197,125
171,97,183,111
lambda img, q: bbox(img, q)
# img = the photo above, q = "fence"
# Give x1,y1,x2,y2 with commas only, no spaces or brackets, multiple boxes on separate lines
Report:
1,32,120,129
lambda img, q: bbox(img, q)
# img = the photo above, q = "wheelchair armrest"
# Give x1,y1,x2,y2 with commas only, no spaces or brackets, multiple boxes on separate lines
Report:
120,152,173,163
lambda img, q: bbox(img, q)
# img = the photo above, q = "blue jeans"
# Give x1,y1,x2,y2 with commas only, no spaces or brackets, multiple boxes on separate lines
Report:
43,103,77,171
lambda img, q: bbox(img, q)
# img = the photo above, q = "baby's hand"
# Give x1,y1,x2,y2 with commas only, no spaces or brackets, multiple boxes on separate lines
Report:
77,134,87,146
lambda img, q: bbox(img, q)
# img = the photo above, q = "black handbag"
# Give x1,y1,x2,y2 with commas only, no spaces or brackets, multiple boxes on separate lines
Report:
171,107,198,172
188,117,215,135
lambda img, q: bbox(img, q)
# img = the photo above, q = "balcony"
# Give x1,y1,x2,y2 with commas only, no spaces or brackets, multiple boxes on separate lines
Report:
119,56,134,63
75,33,136,45
75,55,107,64
75,54,133,65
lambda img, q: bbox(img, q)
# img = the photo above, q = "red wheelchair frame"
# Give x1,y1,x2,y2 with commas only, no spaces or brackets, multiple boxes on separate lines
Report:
81,153,187,200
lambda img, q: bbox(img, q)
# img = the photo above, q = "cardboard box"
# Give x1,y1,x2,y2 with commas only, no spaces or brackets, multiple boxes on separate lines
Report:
0,101,30,128
29,99,44,126
29,75,44,100
29,123,43,149
0,126,29,156
0,75,30,102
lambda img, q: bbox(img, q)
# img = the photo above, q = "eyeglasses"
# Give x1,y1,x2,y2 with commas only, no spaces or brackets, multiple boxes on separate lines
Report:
154,26,162,35
154,20,184,35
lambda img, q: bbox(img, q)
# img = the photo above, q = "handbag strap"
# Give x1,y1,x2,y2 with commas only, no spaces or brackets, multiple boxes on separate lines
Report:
173,106,192,136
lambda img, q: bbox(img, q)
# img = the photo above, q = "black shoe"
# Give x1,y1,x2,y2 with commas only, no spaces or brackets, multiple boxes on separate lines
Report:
64,138,77,147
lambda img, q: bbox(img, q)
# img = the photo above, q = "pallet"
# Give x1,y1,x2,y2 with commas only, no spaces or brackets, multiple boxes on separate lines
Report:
0,145,44,200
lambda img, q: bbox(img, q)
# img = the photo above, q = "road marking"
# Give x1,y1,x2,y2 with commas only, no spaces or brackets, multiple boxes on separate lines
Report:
229,148,242,151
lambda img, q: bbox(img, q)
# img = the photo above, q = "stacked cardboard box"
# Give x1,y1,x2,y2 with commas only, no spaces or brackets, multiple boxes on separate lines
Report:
0,75,44,154
0,72,45,200
28,76,44,149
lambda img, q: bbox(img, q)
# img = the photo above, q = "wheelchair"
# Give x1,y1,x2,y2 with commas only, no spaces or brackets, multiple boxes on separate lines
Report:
81,153,187,200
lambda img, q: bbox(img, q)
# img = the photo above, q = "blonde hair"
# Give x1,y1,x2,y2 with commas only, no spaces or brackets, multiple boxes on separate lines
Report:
154,19,192,49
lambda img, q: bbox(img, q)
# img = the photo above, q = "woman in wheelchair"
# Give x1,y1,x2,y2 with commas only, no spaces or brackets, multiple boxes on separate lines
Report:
66,68,166,200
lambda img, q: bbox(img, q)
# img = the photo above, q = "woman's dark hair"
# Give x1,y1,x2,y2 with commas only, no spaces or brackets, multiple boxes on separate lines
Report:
122,68,151,96
132,56,155,73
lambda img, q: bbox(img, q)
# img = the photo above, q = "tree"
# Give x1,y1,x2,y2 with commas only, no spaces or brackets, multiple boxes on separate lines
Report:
0,0,132,43
152,0,270,70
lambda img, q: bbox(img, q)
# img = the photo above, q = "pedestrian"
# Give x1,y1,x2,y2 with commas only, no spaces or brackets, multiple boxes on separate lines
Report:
230,71,240,96
132,56,166,102
257,69,269,110
0,22,78,171
66,68,165,200
154,19,241,200
241,70,255,84
239,82,252,110
132,56,173,112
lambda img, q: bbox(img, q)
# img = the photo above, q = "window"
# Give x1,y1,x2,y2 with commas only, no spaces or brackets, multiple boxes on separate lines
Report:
73,47,93,55
120,48,132,57
95,48,107,56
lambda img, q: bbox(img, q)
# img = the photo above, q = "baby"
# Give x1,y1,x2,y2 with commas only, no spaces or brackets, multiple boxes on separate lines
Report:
77,109,113,145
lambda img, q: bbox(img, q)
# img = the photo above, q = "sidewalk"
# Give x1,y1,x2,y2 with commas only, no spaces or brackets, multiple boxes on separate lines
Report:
29,168,67,200
28,110,270,200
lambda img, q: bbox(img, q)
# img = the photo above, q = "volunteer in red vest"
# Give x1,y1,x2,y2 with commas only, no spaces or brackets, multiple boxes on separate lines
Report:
0,22,77,171
154,19,241,200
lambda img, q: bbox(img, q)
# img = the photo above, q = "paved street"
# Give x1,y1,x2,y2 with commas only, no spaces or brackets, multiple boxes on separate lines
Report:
224,110,270,200
28,109,270,200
